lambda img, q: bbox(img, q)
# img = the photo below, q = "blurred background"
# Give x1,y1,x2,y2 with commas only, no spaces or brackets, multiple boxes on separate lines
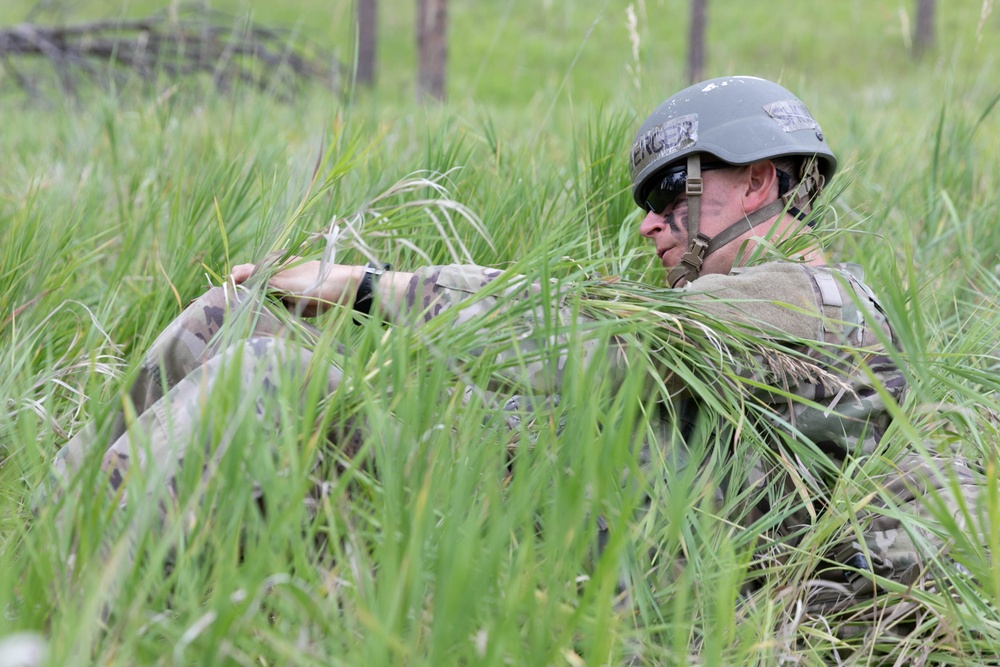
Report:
1,0,995,110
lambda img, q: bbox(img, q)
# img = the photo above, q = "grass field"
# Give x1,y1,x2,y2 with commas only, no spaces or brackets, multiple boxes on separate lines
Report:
2,0,1000,665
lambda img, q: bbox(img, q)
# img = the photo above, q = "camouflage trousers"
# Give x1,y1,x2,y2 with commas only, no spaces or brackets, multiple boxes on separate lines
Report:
52,285,356,514
734,446,990,639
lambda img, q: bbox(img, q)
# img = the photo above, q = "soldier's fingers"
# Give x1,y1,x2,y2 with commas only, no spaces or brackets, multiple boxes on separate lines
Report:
231,263,257,284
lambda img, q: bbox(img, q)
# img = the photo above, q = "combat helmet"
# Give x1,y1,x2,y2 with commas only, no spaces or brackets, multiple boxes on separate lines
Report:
630,76,837,286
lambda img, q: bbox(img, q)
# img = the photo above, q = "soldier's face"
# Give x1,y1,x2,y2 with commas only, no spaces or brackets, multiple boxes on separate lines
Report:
638,166,750,278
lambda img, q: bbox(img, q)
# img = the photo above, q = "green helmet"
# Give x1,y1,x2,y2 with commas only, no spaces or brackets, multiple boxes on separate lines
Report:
630,76,838,287
630,75,837,207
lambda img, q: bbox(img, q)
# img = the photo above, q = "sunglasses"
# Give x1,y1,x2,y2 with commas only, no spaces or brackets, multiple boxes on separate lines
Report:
643,161,729,215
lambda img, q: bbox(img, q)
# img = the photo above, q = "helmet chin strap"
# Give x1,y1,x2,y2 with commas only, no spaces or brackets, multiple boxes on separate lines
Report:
665,156,818,288
667,155,705,288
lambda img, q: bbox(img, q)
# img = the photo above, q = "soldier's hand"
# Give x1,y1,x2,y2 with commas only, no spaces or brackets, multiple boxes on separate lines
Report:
231,259,364,317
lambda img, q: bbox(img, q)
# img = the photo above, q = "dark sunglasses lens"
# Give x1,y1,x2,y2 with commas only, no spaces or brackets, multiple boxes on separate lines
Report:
645,190,677,215
645,171,686,214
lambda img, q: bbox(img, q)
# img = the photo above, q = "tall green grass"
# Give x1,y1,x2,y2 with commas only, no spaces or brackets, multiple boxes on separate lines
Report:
2,1,1000,665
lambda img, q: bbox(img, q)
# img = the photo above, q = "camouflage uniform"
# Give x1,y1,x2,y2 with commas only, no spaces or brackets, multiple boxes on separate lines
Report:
380,261,985,611
53,285,355,510
55,260,983,612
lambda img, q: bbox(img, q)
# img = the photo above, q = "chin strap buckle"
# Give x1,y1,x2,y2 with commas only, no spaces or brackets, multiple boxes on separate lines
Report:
667,233,711,287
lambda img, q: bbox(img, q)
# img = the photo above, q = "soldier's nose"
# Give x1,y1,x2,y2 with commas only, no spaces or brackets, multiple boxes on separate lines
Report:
639,210,666,238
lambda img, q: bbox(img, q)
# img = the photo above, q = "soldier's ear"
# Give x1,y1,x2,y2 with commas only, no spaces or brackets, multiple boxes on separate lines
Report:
744,160,777,209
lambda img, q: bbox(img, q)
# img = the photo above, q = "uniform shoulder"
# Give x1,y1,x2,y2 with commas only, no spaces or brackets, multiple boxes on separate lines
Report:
683,261,887,343
682,262,827,340
687,260,816,302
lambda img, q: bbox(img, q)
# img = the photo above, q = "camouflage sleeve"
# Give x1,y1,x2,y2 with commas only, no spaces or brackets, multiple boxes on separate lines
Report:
378,264,631,394
380,264,508,326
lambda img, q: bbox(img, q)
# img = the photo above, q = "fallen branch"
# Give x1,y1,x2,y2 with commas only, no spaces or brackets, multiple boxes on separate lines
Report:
0,4,343,99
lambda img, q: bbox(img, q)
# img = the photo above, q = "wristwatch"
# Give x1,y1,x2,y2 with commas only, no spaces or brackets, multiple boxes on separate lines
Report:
354,261,391,316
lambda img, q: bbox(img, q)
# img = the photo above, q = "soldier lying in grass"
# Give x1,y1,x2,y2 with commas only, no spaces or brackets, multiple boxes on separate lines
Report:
53,76,984,634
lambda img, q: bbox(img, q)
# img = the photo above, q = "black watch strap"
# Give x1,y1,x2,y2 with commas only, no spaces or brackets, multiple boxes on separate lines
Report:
354,261,391,317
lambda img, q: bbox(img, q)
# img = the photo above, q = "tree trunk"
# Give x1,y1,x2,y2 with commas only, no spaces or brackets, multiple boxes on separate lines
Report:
686,0,706,84
356,0,377,86
913,0,936,57
416,0,447,101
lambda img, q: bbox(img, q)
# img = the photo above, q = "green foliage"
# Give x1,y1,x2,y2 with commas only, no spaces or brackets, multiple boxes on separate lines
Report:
2,1,1000,666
